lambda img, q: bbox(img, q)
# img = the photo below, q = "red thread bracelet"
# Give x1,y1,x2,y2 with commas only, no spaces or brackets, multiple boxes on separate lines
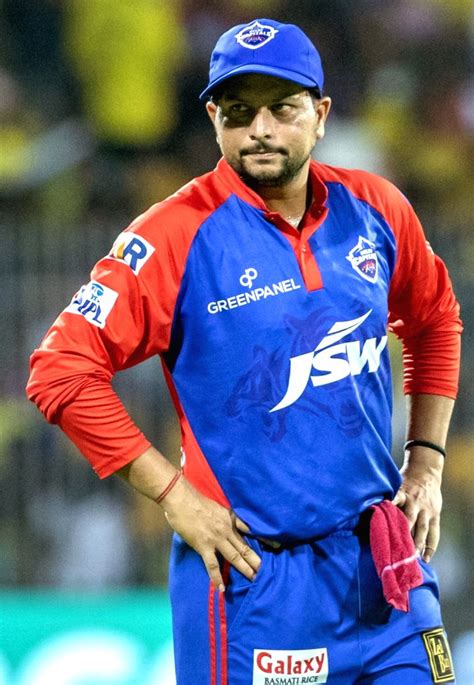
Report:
155,470,182,504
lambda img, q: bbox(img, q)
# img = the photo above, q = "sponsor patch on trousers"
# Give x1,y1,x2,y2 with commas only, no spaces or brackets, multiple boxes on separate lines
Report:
65,280,118,329
253,648,328,684
421,627,455,683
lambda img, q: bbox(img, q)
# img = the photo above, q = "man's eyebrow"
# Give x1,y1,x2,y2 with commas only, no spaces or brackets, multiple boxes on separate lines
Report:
221,94,242,101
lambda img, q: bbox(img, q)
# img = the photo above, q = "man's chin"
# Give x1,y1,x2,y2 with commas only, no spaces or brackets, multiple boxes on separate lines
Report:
240,160,288,186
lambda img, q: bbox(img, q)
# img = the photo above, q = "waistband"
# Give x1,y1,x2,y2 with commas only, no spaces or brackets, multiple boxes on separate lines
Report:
253,511,372,551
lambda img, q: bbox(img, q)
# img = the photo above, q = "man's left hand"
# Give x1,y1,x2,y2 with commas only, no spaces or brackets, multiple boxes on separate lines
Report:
393,448,444,563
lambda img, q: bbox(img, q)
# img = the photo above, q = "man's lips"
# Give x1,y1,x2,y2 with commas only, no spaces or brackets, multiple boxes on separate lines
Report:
241,148,286,158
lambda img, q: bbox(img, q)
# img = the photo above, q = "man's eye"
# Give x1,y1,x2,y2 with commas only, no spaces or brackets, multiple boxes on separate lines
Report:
272,103,291,113
229,104,250,114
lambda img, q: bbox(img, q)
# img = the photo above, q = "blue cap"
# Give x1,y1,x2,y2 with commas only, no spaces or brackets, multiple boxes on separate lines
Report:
200,19,324,100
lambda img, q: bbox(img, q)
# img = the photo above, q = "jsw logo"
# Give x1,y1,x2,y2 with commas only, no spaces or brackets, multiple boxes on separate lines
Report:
270,310,387,412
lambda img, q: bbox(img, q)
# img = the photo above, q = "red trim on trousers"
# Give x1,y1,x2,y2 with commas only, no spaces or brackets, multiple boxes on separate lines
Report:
208,562,230,685
209,584,217,685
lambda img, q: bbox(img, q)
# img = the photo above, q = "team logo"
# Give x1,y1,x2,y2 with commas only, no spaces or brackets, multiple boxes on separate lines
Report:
270,309,387,412
235,21,279,50
421,628,455,683
346,236,378,283
65,280,118,329
109,232,155,275
253,648,328,684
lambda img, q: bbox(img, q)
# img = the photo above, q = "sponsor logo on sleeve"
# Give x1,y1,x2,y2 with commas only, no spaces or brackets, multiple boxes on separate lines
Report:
109,232,155,275
346,236,378,283
65,281,118,329
421,628,455,683
235,21,279,50
253,648,328,684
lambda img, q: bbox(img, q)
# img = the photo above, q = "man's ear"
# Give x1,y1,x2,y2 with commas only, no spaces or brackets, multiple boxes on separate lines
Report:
315,96,332,141
206,100,221,146
206,100,218,125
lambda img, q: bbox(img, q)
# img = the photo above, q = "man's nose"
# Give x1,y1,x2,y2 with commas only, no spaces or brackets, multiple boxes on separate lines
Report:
249,107,274,139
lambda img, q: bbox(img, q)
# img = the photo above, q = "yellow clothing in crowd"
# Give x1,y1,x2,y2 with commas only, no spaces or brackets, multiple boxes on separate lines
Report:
65,0,186,147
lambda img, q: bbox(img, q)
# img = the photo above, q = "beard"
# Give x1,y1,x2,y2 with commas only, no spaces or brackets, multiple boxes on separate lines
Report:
228,145,311,189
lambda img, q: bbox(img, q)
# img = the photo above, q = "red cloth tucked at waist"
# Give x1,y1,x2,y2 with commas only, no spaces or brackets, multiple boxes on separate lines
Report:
369,499,424,612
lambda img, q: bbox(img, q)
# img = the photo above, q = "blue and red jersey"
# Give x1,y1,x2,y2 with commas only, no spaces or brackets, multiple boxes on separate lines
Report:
27,159,462,541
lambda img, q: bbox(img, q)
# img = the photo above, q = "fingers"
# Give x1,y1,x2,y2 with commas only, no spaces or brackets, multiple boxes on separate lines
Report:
201,551,225,592
401,496,418,532
229,535,262,573
234,515,250,534
422,523,440,563
392,488,407,508
392,485,441,563
230,512,262,572
399,497,440,562
413,509,430,554
413,513,440,562
201,535,261,591
218,540,260,582
198,512,261,590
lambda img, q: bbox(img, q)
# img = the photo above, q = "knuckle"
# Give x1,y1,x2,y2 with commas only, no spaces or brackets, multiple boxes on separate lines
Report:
205,558,220,572
214,521,226,536
229,551,241,564
240,545,252,559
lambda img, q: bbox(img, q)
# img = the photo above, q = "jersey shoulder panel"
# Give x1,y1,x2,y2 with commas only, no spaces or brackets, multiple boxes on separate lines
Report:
313,161,411,235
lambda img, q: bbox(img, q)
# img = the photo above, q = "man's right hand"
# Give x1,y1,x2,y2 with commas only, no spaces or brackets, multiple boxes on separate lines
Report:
158,473,261,591
118,446,261,591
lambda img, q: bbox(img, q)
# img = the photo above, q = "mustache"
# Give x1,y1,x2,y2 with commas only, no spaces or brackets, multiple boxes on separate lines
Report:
240,145,287,156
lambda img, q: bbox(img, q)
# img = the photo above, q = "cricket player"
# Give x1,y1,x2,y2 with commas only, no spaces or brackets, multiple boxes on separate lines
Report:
27,18,461,684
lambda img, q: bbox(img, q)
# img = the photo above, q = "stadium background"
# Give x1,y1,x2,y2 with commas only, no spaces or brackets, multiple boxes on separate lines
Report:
0,1,472,683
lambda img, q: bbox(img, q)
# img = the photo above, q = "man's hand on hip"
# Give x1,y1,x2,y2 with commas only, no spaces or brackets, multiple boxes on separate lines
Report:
159,475,262,591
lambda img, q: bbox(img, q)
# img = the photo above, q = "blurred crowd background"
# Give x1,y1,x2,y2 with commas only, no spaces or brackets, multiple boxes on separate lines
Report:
0,0,473,680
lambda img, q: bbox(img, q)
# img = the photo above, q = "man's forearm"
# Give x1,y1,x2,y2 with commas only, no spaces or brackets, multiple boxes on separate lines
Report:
117,446,179,501
406,393,454,448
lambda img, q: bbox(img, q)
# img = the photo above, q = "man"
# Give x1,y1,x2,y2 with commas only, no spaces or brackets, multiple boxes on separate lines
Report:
27,18,461,684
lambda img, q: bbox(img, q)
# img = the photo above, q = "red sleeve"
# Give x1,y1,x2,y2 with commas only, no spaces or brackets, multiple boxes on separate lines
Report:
317,165,462,399
27,205,191,478
386,194,462,398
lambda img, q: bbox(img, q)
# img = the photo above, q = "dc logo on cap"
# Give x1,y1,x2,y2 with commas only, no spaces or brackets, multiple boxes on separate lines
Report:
235,21,279,50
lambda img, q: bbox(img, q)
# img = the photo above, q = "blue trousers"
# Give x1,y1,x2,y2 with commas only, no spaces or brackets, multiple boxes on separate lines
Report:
169,522,455,684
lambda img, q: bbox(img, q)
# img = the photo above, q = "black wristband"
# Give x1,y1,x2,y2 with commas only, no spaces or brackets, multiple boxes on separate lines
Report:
404,439,446,458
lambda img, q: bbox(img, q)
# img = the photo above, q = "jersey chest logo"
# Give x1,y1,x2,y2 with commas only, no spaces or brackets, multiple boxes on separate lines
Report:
270,309,387,412
346,236,378,283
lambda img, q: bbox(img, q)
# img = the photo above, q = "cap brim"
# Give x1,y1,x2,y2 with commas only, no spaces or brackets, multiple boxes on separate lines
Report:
199,64,320,100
